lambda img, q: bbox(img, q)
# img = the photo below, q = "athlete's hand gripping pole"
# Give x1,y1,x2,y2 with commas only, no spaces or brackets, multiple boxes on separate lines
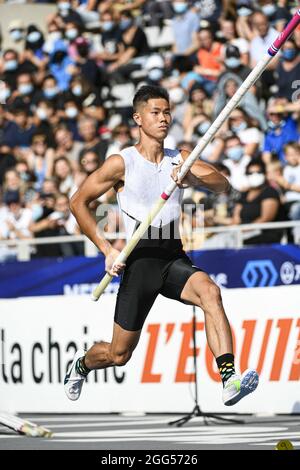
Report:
92,9,300,302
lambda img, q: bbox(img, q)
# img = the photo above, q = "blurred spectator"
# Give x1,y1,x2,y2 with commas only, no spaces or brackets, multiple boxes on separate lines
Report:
171,0,199,55
194,28,223,96
3,105,36,155
107,11,150,81
7,19,26,54
98,9,123,65
10,72,37,112
24,24,46,70
54,124,84,169
49,0,85,30
231,159,285,245
73,36,107,88
273,143,300,221
223,133,251,191
275,38,300,101
0,190,32,241
29,192,82,257
79,149,101,175
78,116,108,163
145,0,173,27
263,98,299,163
105,123,132,157
0,144,16,185
48,40,75,91
219,16,249,65
227,107,264,157
68,75,105,122
214,74,267,130
25,132,55,191
220,44,251,82
52,156,75,196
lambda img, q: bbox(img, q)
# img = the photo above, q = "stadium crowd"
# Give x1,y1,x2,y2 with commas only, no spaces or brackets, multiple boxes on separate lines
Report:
0,0,299,259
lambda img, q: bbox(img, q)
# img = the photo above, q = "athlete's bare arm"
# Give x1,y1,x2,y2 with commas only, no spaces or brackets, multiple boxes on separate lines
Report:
173,149,231,194
70,154,125,275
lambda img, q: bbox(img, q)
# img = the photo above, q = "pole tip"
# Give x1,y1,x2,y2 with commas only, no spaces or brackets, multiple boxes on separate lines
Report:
91,293,99,302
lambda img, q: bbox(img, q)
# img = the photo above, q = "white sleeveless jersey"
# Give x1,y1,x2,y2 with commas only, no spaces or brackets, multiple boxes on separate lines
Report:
117,146,184,242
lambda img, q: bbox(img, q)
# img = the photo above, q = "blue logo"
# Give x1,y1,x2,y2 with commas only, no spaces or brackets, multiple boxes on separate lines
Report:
242,260,278,287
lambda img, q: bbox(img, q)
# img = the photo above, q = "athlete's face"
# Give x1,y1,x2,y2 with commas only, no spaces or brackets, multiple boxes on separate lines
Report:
133,98,172,141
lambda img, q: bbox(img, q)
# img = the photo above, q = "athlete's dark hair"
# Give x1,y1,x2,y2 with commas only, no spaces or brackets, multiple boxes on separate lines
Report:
133,85,169,112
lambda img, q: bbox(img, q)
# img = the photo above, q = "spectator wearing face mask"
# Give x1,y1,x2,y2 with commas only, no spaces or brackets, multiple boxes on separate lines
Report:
68,76,105,122
33,99,58,146
263,99,299,164
106,11,150,80
0,49,22,90
275,39,300,101
223,133,251,191
231,159,285,245
49,0,85,30
98,9,123,65
40,75,64,109
59,97,82,141
23,24,46,70
9,73,38,113
259,0,292,32
0,143,16,186
219,17,250,66
7,20,26,54
220,44,251,82
171,0,200,56
228,108,264,158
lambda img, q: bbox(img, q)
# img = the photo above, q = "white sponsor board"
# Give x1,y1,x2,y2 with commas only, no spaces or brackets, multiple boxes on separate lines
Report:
0,286,299,414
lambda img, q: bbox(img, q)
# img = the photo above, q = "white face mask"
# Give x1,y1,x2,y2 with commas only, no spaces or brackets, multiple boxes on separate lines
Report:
65,107,78,119
247,172,265,188
36,107,48,120
169,87,185,104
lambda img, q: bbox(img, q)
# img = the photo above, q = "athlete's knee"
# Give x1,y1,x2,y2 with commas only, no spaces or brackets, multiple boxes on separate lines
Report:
111,349,132,367
198,281,222,307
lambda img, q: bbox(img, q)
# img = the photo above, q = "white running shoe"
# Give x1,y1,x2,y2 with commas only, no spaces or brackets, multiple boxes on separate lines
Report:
64,349,86,401
223,369,259,406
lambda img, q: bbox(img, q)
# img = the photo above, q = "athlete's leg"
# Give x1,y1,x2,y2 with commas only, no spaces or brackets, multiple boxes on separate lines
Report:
180,271,233,358
84,322,141,369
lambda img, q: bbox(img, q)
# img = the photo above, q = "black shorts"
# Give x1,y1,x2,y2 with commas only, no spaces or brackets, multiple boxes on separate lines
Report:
114,250,203,331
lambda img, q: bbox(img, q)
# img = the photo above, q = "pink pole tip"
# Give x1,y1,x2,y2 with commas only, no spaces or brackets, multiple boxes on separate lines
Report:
268,9,300,56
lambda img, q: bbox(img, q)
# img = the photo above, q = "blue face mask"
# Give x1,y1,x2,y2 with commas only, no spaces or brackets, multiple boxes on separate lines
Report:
262,4,276,17
102,21,114,32
268,119,285,130
282,49,297,61
225,57,241,69
237,7,252,17
32,204,43,221
231,121,247,133
44,87,58,99
27,31,42,43
120,19,132,31
227,146,244,161
10,29,24,42
65,28,78,40
174,2,188,14
149,68,164,82
18,83,33,95
197,121,211,136
4,60,18,71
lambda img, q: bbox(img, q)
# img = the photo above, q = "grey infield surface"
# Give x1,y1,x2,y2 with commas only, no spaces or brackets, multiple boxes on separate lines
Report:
0,414,299,450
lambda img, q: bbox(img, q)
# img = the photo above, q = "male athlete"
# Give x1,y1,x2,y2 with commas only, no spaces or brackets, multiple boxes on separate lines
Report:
64,86,259,405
